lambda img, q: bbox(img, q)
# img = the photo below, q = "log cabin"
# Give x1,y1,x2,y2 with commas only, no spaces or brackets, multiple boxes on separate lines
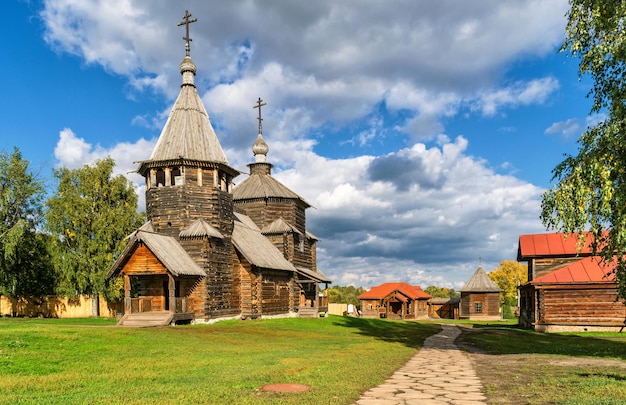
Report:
459,266,502,320
517,232,626,332
106,14,330,326
358,282,431,320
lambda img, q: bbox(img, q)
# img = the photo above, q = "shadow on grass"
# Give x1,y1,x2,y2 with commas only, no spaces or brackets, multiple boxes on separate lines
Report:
458,323,626,361
332,316,440,348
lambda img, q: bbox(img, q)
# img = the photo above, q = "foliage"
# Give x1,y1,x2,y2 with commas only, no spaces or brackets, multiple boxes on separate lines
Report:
0,148,54,297
541,1,626,299
0,316,439,404
45,158,143,311
325,285,366,306
424,285,460,299
488,260,527,306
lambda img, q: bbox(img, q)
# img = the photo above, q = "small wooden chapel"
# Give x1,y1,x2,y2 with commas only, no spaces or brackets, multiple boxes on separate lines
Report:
106,11,330,326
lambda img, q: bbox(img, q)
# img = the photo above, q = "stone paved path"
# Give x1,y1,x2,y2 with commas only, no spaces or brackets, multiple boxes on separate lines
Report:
354,325,486,405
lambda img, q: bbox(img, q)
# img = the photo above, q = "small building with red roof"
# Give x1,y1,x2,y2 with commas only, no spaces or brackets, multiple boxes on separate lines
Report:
358,282,431,320
518,232,626,332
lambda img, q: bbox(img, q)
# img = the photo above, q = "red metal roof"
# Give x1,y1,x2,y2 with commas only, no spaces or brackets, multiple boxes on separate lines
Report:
517,231,606,260
531,256,615,284
358,282,431,300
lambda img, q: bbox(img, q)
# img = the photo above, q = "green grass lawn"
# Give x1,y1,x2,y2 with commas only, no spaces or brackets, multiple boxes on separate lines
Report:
0,316,439,404
459,323,626,404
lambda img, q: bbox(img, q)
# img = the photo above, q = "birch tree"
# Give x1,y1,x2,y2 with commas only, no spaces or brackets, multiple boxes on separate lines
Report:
541,1,626,299
0,148,53,297
45,158,142,316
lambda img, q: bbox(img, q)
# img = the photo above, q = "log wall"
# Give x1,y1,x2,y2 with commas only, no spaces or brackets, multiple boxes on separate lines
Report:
538,285,626,326
460,292,501,319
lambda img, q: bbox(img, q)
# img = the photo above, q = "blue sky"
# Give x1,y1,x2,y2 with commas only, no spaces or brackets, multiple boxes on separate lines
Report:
2,0,595,289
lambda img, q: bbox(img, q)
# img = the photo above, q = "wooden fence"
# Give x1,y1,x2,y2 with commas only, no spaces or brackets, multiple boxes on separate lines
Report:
0,295,122,318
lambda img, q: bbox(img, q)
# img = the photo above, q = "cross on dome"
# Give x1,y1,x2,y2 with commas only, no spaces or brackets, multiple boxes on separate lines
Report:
177,10,197,56
253,97,267,135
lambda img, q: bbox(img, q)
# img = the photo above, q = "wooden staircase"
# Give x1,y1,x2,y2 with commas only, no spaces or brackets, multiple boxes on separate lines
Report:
298,307,319,318
118,311,174,327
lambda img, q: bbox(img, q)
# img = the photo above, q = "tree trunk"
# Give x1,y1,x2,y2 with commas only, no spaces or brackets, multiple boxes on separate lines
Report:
91,291,100,317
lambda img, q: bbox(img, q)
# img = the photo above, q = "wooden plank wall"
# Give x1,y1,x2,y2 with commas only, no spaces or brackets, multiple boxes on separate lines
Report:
529,257,582,280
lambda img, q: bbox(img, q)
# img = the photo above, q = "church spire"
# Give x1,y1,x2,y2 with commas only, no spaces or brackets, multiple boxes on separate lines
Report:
139,10,235,173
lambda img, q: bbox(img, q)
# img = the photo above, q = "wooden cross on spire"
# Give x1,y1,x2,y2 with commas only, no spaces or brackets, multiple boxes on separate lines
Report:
253,97,267,134
177,10,197,56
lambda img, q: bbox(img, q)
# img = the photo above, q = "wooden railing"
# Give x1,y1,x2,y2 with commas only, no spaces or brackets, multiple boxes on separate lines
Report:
127,297,188,314
130,297,152,313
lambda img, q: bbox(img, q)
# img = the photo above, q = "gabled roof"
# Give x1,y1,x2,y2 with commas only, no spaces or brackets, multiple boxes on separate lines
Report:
180,219,224,239
107,230,205,279
125,220,154,240
460,267,501,292
530,256,616,285
262,218,302,235
232,212,296,272
233,173,311,207
358,282,431,300
517,231,605,260
306,230,319,241
295,266,332,283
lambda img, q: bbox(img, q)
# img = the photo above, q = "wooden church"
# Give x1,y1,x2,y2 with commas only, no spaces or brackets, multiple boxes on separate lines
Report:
106,11,330,326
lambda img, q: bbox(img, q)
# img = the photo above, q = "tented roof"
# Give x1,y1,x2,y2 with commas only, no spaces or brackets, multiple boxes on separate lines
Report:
233,172,310,207
180,219,224,239
460,267,502,292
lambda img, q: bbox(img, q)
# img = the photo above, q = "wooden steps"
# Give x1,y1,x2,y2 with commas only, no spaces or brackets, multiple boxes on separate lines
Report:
298,308,319,318
118,311,174,327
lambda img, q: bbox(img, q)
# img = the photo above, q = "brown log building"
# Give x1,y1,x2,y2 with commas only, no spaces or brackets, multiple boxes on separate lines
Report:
106,15,330,326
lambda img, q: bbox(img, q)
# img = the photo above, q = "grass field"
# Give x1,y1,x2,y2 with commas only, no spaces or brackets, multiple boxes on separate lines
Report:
0,316,438,404
459,323,626,404
3,317,626,404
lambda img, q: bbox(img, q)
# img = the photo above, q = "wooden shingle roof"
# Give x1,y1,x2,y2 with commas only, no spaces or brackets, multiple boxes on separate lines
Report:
261,218,302,235
296,266,332,283
232,212,296,272
138,56,238,176
233,173,311,207
150,56,228,164
107,230,206,279
179,219,224,239
460,267,501,292
358,282,431,300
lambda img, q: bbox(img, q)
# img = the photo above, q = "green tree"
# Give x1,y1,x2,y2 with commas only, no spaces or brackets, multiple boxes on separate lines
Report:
488,260,527,306
0,148,54,297
424,286,460,299
45,158,143,316
541,1,626,299
326,285,366,306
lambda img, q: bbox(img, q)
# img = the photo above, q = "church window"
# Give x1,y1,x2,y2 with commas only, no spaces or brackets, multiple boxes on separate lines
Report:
155,169,165,187
474,302,483,313
172,167,183,185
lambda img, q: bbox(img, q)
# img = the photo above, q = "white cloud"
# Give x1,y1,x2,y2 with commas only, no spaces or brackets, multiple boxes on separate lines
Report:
545,118,581,139
40,0,567,288
53,128,155,210
475,77,560,116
